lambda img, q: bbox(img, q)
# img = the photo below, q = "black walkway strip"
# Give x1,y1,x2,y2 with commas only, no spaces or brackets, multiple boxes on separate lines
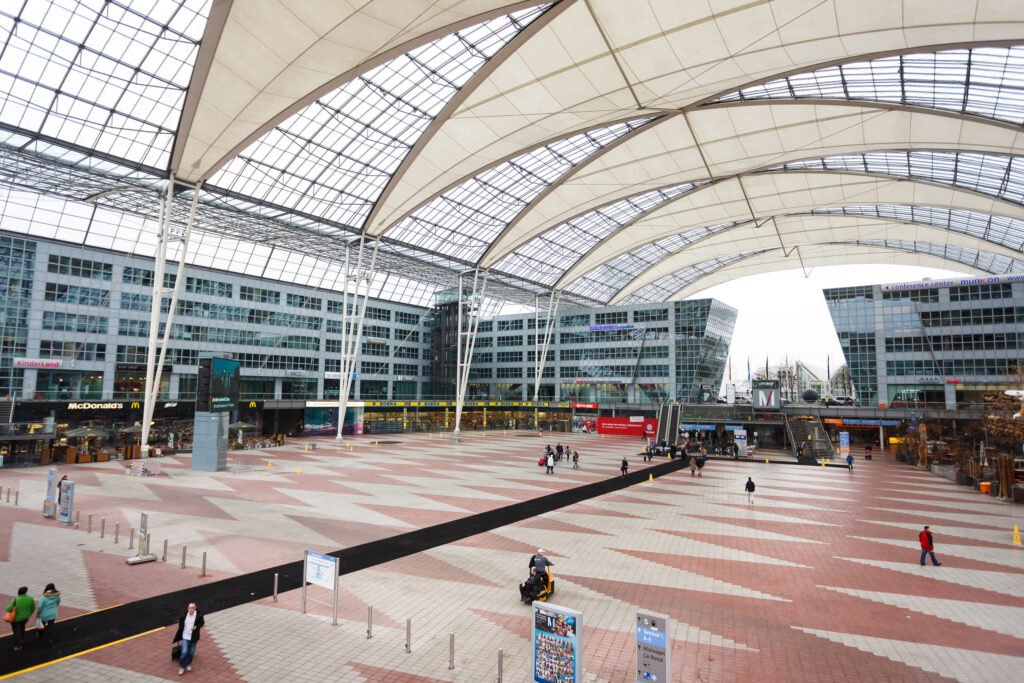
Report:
1,458,685,675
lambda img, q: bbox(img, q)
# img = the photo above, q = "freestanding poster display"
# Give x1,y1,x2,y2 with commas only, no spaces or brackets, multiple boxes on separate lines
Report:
636,610,671,682
839,431,850,456
42,467,58,518
302,550,339,626
57,480,74,524
532,602,583,683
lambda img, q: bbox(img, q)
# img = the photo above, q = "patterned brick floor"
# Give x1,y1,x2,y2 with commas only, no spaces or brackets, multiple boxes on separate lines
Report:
2,433,1023,681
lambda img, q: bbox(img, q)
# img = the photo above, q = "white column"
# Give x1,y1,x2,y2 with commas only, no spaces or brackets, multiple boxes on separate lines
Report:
335,237,378,442
141,179,201,455
453,271,487,437
533,292,559,402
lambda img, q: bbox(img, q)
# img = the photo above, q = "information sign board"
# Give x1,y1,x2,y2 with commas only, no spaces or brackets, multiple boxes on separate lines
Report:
305,550,337,590
532,602,583,683
57,480,74,524
636,610,670,682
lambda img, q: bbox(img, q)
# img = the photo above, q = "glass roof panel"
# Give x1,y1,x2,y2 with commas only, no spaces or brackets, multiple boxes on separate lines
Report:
206,6,549,231
385,117,655,261
564,220,747,303
490,181,707,286
765,151,1024,206
618,251,764,305
0,0,208,169
843,239,1024,273
808,204,1024,252
711,45,1024,126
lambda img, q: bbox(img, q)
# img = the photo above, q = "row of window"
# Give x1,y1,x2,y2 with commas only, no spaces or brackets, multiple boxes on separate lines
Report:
887,358,1020,376
42,311,108,334
921,307,1024,327
44,282,110,306
559,346,669,361
885,332,1022,352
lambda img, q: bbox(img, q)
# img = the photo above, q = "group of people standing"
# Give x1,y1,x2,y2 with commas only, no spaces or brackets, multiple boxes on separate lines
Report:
543,443,580,474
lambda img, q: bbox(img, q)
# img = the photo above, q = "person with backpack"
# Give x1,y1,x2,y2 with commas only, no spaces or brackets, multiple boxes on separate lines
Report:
918,526,942,566
696,455,705,477
745,477,756,504
846,453,855,472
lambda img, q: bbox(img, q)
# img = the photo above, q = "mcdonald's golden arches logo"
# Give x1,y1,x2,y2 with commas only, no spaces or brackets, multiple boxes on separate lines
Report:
248,401,257,408
130,402,141,409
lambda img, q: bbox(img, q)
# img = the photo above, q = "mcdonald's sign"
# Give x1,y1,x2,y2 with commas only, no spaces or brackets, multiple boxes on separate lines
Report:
248,401,257,408
130,402,141,409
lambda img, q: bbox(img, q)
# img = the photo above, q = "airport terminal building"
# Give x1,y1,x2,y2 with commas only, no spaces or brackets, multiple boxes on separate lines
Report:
824,277,1024,409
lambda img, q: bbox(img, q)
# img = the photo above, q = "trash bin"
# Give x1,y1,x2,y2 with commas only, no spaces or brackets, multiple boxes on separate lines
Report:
979,481,991,494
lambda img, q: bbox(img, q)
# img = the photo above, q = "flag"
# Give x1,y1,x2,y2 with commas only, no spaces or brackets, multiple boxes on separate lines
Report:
728,356,732,381
747,357,751,382
765,355,769,376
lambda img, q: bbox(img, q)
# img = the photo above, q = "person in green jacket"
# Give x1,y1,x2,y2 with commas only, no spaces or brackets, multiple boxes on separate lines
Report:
36,583,61,642
6,586,35,651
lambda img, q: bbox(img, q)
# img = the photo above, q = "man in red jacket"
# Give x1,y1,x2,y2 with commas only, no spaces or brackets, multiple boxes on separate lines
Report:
919,526,942,566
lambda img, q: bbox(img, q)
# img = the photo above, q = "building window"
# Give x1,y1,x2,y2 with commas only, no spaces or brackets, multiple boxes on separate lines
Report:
186,277,233,297
594,311,628,325
47,255,112,281
240,285,280,304
497,319,523,331
395,311,420,326
42,311,107,334
44,283,110,306
287,293,322,310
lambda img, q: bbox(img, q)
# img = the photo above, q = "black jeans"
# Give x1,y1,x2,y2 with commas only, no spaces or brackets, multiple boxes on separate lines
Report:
11,619,27,647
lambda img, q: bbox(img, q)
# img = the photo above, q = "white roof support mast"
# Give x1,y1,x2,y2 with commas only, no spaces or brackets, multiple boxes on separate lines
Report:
141,175,202,456
453,269,488,440
336,235,380,442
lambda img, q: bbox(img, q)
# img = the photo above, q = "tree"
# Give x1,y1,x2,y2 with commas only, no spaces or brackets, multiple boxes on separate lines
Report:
830,364,853,397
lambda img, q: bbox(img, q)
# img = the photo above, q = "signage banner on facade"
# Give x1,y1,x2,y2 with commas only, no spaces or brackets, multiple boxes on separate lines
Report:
532,602,582,683
15,358,62,369
572,403,598,410
752,380,780,411
597,416,657,436
881,274,1024,292
588,323,634,331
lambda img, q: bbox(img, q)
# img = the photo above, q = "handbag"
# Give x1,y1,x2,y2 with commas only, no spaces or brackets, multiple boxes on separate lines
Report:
3,608,14,624
171,644,182,660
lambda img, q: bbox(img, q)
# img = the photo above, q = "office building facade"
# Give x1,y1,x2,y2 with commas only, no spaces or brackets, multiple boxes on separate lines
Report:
824,278,1024,408
4,233,736,410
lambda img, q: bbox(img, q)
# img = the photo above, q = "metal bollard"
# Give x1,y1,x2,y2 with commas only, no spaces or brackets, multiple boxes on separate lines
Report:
87,514,93,534
128,527,135,550
145,533,152,556
449,632,455,670
273,573,278,602
181,545,187,569
162,539,168,562
497,648,503,682
366,605,372,639
100,518,106,539
13,490,18,506
75,510,80,525
405,618,411,653
114,523,120,544
4,487,8,502
200,551,207,577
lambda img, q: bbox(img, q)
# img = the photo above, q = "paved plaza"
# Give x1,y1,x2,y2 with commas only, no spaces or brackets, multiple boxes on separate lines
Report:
2,433,1023,682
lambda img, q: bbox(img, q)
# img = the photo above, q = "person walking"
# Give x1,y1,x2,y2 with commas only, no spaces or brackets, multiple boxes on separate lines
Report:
172,602,205,675
918,526,942,566
696,454,705,477
745,477,756,504
620,456,629,478
846,453,854,472
545,452,554,475
5,587,35,651
36,583,60,643
689,455,697,477
572,450,580,470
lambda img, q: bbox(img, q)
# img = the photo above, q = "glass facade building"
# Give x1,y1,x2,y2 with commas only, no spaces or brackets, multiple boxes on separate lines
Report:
824,280,1024,408
4,233,735,407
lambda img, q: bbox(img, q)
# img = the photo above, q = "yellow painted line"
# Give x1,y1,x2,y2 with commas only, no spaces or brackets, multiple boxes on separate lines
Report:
0,626,165,680
0,604,124,640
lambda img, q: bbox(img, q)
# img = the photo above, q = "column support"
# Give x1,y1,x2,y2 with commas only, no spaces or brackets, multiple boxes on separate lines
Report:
533,291,560,402
141,176,201,455
335,236,379,442
453,270,488,438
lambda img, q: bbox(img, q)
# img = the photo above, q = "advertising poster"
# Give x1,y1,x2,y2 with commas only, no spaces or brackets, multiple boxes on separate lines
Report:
43,468,58,518
532,602,583,683
839,431,850,456
597,416,657,436
57,480,74,524
209,357,241,411
303,406,364,436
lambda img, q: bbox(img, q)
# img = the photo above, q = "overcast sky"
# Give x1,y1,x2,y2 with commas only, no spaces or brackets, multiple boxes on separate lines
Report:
699,264,969,387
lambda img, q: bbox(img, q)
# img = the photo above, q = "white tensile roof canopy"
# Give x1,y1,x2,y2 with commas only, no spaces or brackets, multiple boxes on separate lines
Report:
2,0,1023,308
